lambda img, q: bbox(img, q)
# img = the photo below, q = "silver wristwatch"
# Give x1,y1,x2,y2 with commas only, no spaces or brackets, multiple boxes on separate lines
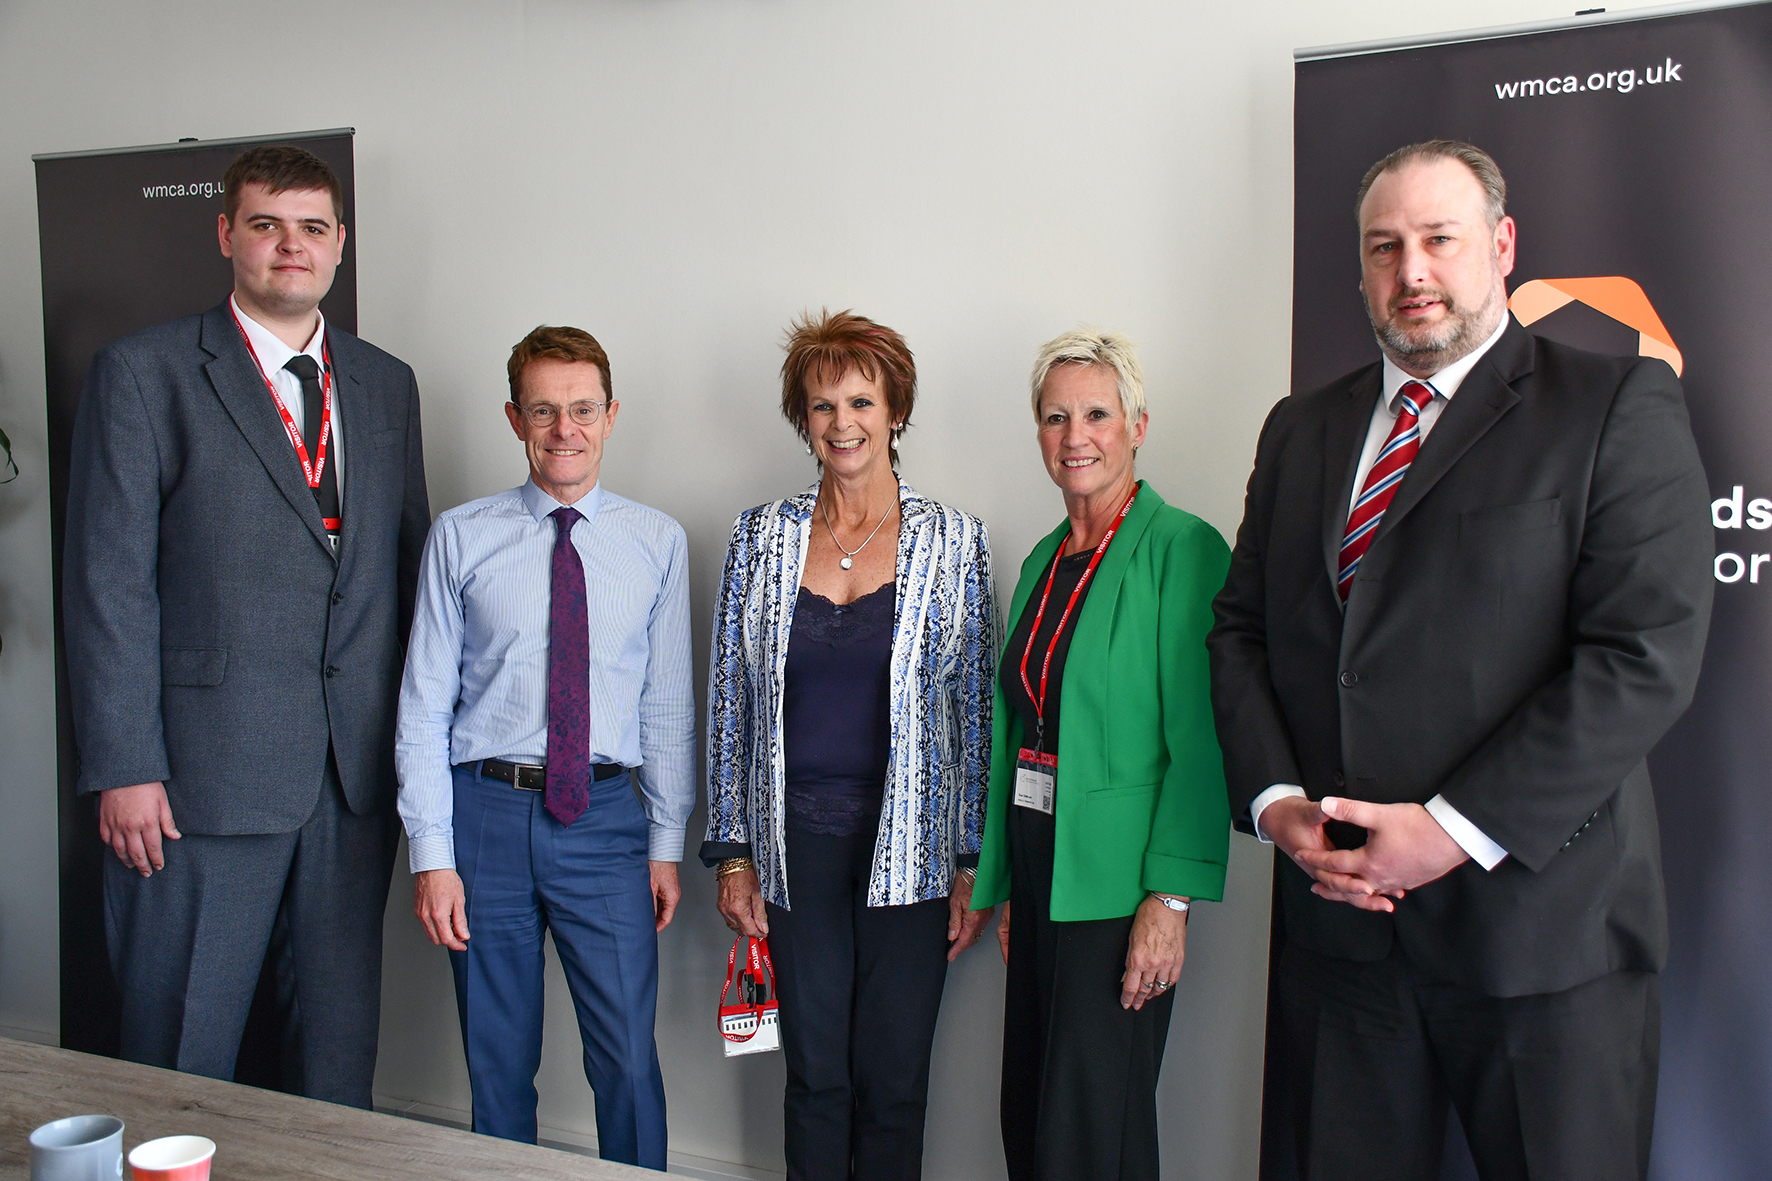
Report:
1149,893,1190,914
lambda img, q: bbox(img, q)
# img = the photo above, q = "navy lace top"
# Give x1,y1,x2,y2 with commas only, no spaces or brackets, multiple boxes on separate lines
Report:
781,582,896,836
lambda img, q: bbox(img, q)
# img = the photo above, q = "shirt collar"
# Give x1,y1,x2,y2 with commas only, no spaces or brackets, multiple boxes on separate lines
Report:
1379,313,1509,412
520,477,602,526
231,294,326,380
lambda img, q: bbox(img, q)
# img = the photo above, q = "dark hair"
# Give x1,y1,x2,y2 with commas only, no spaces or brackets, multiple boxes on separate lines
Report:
223,144,344,223
779,309,916,444
1355,139,1507,228
507,325,613,404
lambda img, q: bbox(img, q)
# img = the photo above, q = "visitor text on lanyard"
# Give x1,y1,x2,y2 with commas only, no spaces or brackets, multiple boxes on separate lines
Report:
231,305,339,541
1013,485,1138,815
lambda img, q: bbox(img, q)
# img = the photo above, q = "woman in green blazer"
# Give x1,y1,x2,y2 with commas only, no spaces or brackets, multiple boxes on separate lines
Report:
971,329,1231,1181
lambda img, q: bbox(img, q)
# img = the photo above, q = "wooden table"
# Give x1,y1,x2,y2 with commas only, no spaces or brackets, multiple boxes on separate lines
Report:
0,1038,650,1179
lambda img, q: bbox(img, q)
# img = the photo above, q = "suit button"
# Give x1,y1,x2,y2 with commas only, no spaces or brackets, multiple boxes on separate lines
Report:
1340,671,1359,687
331,592,344,605
1333,772,1345,787
325,665,340,678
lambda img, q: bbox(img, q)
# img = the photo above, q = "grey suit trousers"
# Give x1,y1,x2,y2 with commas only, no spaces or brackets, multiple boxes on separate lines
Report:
103,763,398,1107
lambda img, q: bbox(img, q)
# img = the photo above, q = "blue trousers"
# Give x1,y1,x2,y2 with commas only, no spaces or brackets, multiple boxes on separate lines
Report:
448,762,667,1169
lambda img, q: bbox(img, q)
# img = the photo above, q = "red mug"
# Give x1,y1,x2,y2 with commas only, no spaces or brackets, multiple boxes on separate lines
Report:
128,1136,215,1181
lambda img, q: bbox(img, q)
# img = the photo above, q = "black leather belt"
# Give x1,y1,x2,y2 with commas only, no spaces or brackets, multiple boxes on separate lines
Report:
478,758,624,791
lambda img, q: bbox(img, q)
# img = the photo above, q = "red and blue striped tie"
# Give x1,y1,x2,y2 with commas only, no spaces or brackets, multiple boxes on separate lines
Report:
1338,381,1432,602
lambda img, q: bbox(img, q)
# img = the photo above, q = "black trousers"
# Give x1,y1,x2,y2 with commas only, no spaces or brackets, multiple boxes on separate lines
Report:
1277,940,1660,1181
103,764,398,1108
1001,805,1173,1181
764,827,952,1181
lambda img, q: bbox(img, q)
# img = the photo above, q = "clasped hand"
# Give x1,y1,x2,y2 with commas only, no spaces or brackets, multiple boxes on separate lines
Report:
1263,795,1468,913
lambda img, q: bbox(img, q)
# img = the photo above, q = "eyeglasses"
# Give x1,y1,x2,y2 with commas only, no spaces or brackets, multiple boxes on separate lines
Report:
512,399,609,427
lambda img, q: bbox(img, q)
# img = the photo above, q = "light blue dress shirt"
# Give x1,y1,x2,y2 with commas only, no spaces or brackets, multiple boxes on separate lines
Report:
396,479,696,871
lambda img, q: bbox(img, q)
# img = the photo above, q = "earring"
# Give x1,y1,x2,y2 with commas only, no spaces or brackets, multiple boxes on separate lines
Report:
806,442,813,455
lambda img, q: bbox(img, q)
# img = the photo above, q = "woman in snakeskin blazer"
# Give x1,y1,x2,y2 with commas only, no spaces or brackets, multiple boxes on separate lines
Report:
700,309,996,1181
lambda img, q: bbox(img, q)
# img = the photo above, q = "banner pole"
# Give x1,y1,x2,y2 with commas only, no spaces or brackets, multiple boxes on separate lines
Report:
1296,0,1768,60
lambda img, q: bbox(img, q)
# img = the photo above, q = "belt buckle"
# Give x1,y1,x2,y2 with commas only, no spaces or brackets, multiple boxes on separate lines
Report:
516,764,543,792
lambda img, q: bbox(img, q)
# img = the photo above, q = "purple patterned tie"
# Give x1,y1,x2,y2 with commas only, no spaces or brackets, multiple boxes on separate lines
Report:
545,507,590,827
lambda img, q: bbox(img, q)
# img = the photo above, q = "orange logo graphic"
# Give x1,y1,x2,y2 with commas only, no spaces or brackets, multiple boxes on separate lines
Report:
1507,277,1682,376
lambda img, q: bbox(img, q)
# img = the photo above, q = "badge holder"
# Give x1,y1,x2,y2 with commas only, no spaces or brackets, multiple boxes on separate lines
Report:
1014,746,1056,815
719,934,780,1056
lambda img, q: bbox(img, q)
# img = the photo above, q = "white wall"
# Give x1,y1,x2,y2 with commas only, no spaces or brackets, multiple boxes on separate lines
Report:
0,0,1673,1175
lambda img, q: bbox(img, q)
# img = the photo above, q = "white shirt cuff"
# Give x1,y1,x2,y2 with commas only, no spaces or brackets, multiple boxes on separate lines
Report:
407,832,456,874
648,824,686,862
1424,795,1509,870
1250,784,1307,842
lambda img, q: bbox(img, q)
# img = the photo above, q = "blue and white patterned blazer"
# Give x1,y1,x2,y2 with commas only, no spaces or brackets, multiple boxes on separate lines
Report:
704,481,997,909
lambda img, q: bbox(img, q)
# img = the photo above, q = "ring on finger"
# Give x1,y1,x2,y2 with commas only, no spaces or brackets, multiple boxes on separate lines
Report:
1153,980,1171,991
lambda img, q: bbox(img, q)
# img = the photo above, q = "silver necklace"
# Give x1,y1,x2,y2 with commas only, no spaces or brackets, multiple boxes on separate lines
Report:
822,495,894,570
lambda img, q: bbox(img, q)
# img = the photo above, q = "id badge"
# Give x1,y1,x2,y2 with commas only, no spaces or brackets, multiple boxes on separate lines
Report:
721,1006,780,1057
1014,748,1056,815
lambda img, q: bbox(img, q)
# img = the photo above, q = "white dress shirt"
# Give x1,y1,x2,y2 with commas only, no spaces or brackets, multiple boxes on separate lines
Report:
395,480,698,871
231,294,343,503
1251,315,1511,871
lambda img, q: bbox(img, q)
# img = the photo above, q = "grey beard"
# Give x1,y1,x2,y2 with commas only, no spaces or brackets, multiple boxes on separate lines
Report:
1371,286,1503,372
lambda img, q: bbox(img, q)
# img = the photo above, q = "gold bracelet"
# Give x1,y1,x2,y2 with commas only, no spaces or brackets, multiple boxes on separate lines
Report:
715,857,754,879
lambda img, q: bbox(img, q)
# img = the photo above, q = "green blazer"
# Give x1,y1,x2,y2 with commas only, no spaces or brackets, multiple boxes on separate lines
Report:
973,481,1232,921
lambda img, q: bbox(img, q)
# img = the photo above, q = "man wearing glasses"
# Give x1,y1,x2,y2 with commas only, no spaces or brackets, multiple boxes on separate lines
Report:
394,325,694,1169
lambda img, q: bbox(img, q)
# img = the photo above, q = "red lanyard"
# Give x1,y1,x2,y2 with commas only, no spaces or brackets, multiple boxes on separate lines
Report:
719,936,777,1043
231,303,333,492
1018,486,1138,743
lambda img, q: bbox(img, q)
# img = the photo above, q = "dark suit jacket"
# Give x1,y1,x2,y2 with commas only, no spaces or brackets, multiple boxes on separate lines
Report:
1207,317,1713,998
64,301,430,834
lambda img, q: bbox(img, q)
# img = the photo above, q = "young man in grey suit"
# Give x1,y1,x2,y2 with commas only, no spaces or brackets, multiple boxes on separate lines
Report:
63,144,430,1107
1209,141,1713,1178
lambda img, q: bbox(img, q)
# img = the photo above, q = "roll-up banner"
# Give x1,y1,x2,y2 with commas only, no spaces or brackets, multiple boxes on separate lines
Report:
1284,3,1770,1177
33,130,356,1072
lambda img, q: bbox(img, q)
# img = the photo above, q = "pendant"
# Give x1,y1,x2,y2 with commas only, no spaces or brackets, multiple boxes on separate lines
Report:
840,557,853,570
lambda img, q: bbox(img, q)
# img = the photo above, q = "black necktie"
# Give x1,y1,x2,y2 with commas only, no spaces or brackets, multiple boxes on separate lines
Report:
283,354,341,544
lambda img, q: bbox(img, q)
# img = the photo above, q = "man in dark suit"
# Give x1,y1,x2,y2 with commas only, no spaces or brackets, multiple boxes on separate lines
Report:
1208,140,1713,1179
63,144,429,1107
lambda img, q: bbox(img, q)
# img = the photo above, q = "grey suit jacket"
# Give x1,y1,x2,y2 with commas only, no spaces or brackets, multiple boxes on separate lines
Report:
64,301,430,834
1208,318,1714,997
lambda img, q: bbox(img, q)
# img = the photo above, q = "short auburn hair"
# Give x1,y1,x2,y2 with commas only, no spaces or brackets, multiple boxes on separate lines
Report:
223,144,344,223
779,310,916,444
506,325,613,404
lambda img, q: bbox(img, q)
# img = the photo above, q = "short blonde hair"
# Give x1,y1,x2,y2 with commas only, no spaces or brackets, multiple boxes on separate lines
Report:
1029,328,1146,428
